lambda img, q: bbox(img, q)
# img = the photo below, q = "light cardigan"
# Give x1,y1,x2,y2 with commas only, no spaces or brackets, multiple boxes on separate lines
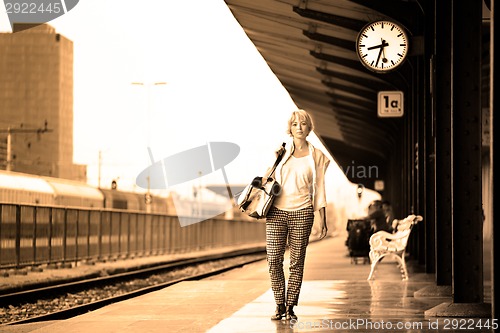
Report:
267,140,330,212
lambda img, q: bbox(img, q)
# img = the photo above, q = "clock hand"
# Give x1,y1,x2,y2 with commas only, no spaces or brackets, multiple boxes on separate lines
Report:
367,40,390,51
375,39,389,67
367,43,384,50
375,47,383,67
381,38,388,63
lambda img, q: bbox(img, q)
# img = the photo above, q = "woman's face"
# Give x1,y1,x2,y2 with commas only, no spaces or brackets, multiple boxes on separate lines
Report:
290,116,310,139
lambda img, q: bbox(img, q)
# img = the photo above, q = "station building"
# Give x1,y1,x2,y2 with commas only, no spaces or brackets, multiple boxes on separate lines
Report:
0,23,86,181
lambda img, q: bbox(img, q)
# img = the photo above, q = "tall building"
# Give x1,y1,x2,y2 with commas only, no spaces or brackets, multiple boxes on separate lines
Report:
0,23,86,181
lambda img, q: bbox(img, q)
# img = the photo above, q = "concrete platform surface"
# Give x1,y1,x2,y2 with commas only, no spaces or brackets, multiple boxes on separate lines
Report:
1,236,493,333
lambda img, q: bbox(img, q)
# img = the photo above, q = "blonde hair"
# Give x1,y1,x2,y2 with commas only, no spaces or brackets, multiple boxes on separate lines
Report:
286,109,314,137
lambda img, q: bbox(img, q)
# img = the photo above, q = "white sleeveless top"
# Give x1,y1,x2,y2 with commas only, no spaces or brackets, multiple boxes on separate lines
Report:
273,154,313,211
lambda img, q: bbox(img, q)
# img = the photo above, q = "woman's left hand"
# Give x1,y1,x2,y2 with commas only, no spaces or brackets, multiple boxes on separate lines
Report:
318,207,328,240
318,222,328,240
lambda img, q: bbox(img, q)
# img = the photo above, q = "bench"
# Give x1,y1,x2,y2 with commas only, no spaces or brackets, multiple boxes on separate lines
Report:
367,214,423,280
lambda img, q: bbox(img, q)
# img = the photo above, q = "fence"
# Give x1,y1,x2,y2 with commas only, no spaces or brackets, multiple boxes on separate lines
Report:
0,203,266,270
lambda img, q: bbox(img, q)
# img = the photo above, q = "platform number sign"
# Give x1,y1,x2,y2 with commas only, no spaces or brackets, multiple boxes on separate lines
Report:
378,91,404,117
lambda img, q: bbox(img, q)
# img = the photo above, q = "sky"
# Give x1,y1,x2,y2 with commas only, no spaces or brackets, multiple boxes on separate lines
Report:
0,0,378,218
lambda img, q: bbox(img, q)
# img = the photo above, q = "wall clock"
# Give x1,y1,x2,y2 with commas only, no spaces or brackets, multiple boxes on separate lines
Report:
356,20,409,73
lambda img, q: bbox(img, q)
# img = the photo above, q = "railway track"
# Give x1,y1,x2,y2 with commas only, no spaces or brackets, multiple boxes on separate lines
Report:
0,248,266,326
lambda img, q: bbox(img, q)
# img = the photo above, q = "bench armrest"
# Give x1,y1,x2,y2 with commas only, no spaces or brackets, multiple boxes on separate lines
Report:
369,229,411,252
369,215,422,252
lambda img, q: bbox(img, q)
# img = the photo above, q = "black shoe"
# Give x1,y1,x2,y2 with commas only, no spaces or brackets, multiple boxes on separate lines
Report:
271,304,286,320
286,305,297,320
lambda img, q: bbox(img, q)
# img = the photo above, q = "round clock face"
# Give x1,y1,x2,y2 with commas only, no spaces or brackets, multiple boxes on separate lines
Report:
356,20,409,73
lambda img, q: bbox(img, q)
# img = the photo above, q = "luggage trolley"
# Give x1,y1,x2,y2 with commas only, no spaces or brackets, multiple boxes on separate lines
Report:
346,219,372,264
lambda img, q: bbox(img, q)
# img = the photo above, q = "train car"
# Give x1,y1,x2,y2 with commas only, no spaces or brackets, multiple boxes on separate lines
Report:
167,191,230,220
100,188,142,211
0,170,54,205
137,191,171,214
42,176,104,208
1,170,229,217
0,170,105,208
100,188,174,214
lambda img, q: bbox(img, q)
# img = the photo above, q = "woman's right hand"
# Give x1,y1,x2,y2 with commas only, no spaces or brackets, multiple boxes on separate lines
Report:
261,177,275,184
275,145,285,157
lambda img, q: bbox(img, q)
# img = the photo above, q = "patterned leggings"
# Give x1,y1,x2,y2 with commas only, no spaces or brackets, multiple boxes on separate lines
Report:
265,205,314,306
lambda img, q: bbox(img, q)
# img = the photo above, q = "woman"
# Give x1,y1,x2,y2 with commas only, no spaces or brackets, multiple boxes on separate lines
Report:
382,200,395,230
365,200,393,233
265,109,330,321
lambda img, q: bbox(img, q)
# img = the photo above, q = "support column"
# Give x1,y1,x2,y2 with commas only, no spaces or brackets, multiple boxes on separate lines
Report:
426,0,491,317
419,1,436,273
451,0,484,305
433,0,453,289
490,0,498,321
416,0,453,300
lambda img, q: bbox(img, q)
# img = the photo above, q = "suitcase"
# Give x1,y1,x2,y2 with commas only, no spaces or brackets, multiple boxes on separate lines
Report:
346,219,372,264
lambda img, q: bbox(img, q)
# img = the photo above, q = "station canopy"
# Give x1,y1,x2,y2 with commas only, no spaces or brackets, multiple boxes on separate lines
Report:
224,0,425,178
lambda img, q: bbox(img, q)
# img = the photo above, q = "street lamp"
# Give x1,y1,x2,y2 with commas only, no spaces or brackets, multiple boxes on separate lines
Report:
131,81,167,140
131,82,167,213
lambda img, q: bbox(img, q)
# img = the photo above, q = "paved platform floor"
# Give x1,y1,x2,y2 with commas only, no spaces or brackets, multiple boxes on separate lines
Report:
1,235,493,333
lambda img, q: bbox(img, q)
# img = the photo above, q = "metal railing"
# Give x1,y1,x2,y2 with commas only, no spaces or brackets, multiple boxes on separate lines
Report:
0,203,266,270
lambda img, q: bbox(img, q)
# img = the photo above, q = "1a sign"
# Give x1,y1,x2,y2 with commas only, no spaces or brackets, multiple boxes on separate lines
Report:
378,91,404,117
